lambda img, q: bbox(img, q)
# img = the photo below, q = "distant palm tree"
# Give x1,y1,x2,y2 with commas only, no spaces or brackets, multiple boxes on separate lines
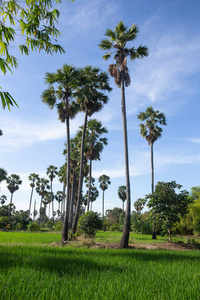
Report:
42,64,80,242
72,66,112,234
46,165,58,222
36,178,50,224
138,106,167,193
84,176,95,211
88,186,99,211
99,21,148,248
6,174,22,217
55,191,64,213
84,119,108,210
0,195,7,206
28,173,39,217
99,174,111,231
138,106,167,239
118,185,126,211
58,164,67,218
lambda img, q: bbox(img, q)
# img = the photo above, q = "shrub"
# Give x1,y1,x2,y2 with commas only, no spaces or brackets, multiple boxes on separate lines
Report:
54,221,63,231
27,222,40,231
0,216,10,229
78,211,102,238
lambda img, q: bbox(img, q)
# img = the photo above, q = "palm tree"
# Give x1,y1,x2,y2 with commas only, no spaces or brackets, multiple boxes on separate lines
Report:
42,64,80,242
46,165,58,222
99,174,111,231
6,174,22,217
84,176,95,211
138,106,167,239
118,185,126,211
28,173,39,217
88,185,99,211
35,178,50,224
71,65,112,234
99,21,148,248
58,164,67,219
0,195,7,206
55,191,64,214
84,119,108,210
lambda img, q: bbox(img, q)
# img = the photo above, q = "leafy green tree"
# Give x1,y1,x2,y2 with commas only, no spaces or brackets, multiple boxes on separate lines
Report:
78,211,102,238
147,181,190,242
99,174,111,231
0,195,7,206
72,66,111,234
105,207,124,225
131,198,147,233
6,174,22,217
99,21,148,248
134,198,147,213
0,0,72,110
42,64,80,242
28,173,39,217
118,186,126,211
46,165,58,222
138,106,166,239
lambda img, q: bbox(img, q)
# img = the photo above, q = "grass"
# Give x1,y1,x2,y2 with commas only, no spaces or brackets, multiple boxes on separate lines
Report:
0,231,200,299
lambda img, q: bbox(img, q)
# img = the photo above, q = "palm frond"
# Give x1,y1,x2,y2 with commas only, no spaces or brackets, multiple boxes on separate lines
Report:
99,39,113,51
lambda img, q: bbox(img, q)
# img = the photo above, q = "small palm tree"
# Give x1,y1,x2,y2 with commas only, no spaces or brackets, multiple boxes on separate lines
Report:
118,185,126,211
28,173,39,217
46,165,58,222
6,174,22,217
99,174,111,231
42,64,80,242
0,195,7,206
72,66,112,234
138,106,167,239
99,21,148,248
55,191,64,213
88,186,99,211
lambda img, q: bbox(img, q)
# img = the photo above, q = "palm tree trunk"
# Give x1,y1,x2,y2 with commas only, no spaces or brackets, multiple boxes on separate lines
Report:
122,201,124,212
33,200,36,221
72,112,88,233
102,190,105,231
61,183,66,221
69,169,75,230
9,193,13,218
119,71,131,249
51,181,54,223
39,195,43,225
29,187,34,217
87,159,92,212
151,142,156,240
62,116,70,242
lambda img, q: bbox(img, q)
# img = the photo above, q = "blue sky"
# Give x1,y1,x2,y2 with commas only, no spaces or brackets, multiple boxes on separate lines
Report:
1,0,200,216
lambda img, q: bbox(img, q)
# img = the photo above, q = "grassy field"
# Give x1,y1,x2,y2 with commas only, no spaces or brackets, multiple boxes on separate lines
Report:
0,231,200,299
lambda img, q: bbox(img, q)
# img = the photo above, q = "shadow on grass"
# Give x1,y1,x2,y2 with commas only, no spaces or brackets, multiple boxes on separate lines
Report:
0,245,199,277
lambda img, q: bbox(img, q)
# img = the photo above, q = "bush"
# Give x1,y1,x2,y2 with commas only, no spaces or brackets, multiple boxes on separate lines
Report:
0,216,10,229
78,211,102,238
54,221,63,231
27,222,40,231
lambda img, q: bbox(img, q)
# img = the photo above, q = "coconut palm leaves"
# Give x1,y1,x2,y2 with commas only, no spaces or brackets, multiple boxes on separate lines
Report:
99,21,148,248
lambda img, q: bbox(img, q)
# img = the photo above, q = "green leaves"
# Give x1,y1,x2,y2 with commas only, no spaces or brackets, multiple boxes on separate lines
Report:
0,91,19,111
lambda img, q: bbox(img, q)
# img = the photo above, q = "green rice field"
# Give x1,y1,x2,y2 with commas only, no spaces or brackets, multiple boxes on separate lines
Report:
0,231,200,300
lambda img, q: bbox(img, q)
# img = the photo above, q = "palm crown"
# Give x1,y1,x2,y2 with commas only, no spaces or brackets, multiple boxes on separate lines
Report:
138,106,167,145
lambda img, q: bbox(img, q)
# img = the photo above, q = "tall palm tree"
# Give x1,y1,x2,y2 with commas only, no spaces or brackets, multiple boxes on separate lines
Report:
28,173,39,217
6,174,22,217
138,106,167,239
46,165,58,222
41,64,80,242
99,21,148,248
118,185,126,211
71,65,112,234
0,195,7,206
99,174,111,231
